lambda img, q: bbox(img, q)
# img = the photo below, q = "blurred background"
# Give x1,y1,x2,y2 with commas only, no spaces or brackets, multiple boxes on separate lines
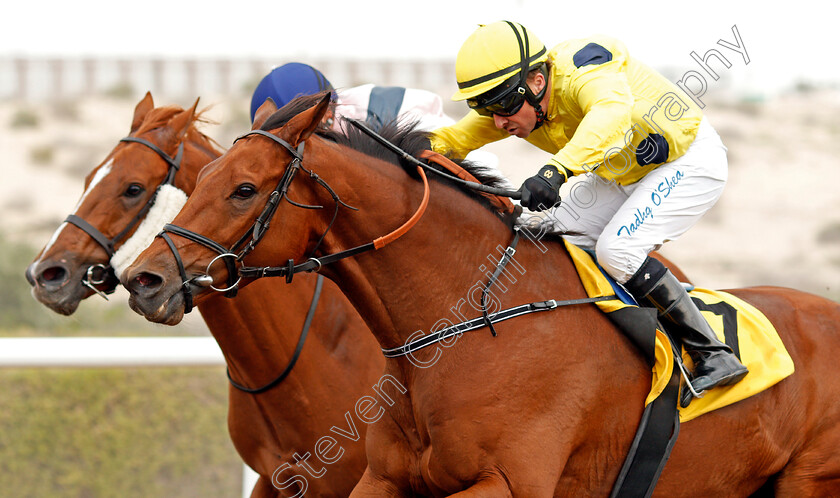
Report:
1,1,838,496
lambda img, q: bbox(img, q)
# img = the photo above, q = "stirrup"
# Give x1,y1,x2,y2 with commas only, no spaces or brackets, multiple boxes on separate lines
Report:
673,352,705,408
680,380,705,408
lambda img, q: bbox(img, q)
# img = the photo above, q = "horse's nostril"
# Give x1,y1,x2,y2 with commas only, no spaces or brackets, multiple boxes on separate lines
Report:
41,266,67,283
134,272,162,289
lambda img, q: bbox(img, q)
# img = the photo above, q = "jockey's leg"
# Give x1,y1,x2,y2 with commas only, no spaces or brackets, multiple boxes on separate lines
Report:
625,257,748,406
596,117,747,406
549,172,629,250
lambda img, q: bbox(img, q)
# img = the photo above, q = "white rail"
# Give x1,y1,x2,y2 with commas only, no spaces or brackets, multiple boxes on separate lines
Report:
0,56,455,102
0,336,225,368
0,336,260,497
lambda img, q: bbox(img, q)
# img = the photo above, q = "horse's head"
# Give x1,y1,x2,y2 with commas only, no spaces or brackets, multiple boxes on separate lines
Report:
26,92,216,315
122,94,335,325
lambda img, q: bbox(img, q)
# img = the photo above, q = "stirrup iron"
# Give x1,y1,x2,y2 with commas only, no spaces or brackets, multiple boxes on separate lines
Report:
671,342,704,406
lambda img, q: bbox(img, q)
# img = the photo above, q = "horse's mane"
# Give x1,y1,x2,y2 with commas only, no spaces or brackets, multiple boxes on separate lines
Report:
260,93,513,213
135,106,224,156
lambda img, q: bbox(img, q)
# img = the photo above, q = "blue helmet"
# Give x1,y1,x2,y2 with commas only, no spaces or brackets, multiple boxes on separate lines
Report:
250,62,334,123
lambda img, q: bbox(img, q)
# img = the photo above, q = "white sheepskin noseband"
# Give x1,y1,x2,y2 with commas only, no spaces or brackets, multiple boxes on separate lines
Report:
110,184,188,279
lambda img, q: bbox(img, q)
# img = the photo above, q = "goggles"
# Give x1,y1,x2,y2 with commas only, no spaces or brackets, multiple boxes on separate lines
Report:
467,73,528,117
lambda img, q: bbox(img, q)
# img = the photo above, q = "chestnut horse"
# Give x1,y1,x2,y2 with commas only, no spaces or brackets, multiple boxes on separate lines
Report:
122,94,840,497
25,93,383,497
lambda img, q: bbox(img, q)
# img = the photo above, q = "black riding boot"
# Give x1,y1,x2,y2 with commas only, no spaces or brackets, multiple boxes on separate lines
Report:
624,257,749,407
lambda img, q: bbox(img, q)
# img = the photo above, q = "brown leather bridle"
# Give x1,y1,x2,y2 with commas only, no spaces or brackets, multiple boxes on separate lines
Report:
156,128,430,312
64,137,184,299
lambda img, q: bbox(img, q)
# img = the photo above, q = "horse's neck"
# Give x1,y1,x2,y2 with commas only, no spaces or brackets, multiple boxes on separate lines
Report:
177,134,335,396
193,280,339,441
178,136,348,445
315,148,583,352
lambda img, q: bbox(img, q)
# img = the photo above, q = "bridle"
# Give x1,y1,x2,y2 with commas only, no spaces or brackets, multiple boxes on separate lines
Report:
146,124,427,394
156,130,309,313
226,273,324,394
63,136,184,299
158,128,367,394
151,118,554,388
155,126,431,312
155,115,528,309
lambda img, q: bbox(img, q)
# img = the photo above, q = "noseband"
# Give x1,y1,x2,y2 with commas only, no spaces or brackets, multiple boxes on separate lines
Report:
156,126,431,312
63,137,184,298
157,130,313,313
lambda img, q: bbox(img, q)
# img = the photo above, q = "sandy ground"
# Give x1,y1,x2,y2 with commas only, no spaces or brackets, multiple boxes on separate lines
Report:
3,89,839,307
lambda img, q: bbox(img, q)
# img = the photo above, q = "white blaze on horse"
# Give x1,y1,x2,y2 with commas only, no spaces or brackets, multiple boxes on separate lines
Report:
26,93,382,497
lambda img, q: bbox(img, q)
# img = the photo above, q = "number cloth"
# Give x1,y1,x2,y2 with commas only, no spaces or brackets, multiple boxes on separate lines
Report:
565,240,795,423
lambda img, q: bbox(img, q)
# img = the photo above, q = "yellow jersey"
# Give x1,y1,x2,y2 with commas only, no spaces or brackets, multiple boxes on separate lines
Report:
432,35,704,185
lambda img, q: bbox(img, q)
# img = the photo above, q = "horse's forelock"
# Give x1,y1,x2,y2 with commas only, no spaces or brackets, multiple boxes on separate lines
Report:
260,92,336,133
133,106,184,136
131,105,220,154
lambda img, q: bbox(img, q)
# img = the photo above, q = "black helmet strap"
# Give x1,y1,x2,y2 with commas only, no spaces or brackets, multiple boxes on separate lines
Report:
504,20,548,130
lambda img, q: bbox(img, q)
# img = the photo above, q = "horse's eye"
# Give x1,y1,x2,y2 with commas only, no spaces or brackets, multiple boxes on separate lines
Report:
232,184,257,199
123,183,145,198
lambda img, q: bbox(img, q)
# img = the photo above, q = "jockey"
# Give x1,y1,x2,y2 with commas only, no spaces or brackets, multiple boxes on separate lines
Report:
430,21,748,404
250,62,499,172
251,62,461,133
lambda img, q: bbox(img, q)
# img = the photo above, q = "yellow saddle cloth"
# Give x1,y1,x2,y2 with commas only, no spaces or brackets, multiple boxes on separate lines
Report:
564,241,795,423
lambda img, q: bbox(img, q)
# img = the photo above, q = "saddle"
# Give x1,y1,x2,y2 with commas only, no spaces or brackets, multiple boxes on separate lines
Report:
565,240,795,422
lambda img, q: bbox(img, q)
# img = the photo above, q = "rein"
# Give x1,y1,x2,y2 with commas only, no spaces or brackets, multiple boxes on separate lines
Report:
226,274,324,394
346,118,522,201
63,137,184,298
234,120,518,280
153,130,309,311
158,128,431,301
383,227,618,357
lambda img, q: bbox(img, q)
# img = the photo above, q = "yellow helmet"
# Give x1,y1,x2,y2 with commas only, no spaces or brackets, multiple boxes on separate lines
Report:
452,21,548,102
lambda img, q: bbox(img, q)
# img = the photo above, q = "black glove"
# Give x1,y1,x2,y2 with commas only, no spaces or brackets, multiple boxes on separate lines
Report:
518,164,566,211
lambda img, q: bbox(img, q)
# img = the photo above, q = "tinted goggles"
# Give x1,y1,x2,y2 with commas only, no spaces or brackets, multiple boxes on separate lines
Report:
467,74,527,117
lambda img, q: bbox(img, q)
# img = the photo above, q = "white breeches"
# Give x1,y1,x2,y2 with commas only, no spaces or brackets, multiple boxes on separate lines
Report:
551,117,728,283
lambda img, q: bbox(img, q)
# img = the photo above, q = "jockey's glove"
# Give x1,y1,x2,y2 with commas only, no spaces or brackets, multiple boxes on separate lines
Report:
518,164,566,211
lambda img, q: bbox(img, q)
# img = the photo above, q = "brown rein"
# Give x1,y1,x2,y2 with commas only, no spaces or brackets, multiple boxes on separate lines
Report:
221,131,432,282
418,150,516,215
374,166,430,249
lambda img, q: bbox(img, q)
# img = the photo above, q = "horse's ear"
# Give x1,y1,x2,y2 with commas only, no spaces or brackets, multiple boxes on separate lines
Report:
131,92,155,133
252,98,278,130
281,93,331,147
167,97,200,142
